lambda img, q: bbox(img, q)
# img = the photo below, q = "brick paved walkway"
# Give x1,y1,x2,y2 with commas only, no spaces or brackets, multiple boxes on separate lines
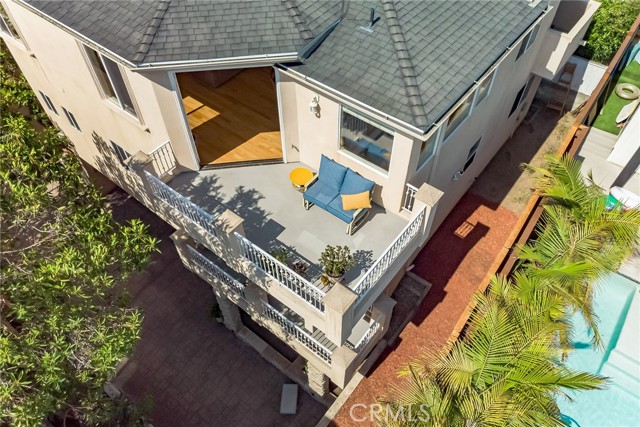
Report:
330,191,518,426
108,191,325,427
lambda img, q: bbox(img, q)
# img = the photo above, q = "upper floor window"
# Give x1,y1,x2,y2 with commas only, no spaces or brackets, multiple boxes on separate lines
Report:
474,70,495,108
340,109,394,172
509,75,534,117
444,93,473,141
83,46,138,118
62,107,81,131
0,4,20,39
38,91,58,115
516,24,540,60
417,129,438,170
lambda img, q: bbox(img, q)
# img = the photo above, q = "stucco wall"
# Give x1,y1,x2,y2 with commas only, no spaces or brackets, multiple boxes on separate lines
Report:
278,71,419,212
0,0,199,174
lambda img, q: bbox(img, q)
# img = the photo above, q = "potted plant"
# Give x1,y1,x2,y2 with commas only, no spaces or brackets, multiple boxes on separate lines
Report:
319,245,355,284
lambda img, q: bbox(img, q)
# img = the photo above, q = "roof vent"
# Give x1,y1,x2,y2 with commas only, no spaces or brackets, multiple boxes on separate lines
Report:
359,8,380,33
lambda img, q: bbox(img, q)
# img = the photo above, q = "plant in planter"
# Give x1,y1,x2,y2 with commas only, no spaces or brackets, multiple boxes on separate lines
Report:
270,247,289,264
292,259,310,277
319,245,355,284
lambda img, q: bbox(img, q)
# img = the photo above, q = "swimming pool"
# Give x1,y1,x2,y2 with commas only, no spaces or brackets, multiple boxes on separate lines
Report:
558,273,640,427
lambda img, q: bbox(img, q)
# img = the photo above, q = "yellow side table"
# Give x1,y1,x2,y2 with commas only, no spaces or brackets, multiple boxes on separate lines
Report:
289,167,313,192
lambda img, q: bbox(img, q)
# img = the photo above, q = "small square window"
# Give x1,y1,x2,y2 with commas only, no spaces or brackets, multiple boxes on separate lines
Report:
110,141,131,166
38,91,58,115
460,138,481,174
62,107,81,131
516,24,540,61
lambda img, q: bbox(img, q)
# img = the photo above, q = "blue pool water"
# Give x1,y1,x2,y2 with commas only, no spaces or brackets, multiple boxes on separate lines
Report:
558,273,640,427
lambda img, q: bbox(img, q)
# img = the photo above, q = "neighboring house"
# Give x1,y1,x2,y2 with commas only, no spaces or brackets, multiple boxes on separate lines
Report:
1,0,598,400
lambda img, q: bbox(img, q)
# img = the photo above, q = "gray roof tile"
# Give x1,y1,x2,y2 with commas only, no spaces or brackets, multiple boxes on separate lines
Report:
26,0,545,130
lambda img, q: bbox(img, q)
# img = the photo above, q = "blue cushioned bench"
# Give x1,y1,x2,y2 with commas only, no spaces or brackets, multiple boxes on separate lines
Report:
303,155,375,235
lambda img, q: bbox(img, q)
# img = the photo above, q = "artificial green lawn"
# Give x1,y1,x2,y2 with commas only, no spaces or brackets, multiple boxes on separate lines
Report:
593,60,640,135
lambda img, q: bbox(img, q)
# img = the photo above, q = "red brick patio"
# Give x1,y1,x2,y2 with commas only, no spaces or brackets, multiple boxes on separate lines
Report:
330,191,518,426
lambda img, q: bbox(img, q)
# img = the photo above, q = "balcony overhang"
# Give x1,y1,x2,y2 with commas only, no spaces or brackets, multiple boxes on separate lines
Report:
532,0,600,80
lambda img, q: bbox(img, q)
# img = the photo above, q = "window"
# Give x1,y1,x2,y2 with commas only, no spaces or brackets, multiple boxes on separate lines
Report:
62,107,81,131
340,109,394,172
516,24,540,60
38,91,58,115
461,138,481,174
509,76,534,117
444,94,473,140
83,46,137,117
474,70,495,107
417,129,438,170
0,4,20,39
110,141,131,166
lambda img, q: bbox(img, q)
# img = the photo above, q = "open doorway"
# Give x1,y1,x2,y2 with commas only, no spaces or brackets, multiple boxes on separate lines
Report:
177,67,283,167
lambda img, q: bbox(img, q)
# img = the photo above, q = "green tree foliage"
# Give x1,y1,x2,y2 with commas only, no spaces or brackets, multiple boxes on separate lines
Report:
521,155,640,348
578,0,640,64
0,40,43,121
0,46,158,426
386,155,639,426
385,277,605,427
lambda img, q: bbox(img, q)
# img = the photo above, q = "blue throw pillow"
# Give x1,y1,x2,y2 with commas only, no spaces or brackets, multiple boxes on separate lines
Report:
318,155,348,190
341,169,374,195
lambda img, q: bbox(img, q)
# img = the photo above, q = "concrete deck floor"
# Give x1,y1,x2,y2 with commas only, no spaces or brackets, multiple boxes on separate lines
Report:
576,126,640,192
107,190,326,427
168,162,408,285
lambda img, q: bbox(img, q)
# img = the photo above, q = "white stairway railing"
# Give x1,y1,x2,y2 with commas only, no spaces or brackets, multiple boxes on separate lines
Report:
262,301,333,364
148,141,177,178
235,233,326,312
145,170,221,239
186,244,246,299
402,183,419,213
352,206,426,299
346,321,381,353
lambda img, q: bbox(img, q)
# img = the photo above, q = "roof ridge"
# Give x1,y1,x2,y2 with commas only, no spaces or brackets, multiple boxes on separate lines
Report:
133,0,171,63
282,0,314,41
381,0,428,128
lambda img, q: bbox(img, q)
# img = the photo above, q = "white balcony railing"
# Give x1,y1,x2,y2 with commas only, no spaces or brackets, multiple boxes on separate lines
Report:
352,205,426,299
346,321,381,353
148,141,177,178
186,244,246,299
402,183,419,213
235,233,326,312
262,301,333,364
145,170,221,239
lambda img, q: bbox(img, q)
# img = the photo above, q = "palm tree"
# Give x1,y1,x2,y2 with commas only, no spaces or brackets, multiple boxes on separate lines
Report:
520,154,640,347
383,276,605,427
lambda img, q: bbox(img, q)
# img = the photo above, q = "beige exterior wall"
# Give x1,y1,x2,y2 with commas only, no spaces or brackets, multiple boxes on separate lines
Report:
278,71,420,212
0,0,199,176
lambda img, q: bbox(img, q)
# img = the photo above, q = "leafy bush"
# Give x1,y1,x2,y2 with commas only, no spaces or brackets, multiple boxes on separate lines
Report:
577,0,640,64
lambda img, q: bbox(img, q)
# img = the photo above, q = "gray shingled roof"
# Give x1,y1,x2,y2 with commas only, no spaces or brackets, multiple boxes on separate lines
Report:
26,0,341,64
26,0,546,131
292,0,547,131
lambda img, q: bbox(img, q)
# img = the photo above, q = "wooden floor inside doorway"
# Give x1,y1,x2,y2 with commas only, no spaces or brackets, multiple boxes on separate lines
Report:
178,68,283,166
